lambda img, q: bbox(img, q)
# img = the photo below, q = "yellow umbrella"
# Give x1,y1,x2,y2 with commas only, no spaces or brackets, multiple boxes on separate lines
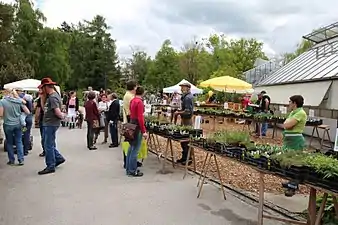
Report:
200,76,253,93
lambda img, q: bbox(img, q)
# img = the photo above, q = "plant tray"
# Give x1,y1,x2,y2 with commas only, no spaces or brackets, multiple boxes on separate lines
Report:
306,172,338,192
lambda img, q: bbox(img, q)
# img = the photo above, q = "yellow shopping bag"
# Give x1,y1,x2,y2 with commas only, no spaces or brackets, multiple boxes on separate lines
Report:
122,140,148,160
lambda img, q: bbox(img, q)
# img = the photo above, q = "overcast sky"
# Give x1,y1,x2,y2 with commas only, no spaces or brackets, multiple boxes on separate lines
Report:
4,0,338,58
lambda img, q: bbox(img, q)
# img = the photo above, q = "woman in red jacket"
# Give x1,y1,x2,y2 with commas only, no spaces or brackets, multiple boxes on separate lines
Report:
84,92,100,150
126,86,147,177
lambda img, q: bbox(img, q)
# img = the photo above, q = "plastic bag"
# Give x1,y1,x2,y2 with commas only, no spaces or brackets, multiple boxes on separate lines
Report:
122,140,148,159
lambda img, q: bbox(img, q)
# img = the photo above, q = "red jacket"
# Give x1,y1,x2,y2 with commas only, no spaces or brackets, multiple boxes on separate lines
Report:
130,97,146,133
84,100,99,122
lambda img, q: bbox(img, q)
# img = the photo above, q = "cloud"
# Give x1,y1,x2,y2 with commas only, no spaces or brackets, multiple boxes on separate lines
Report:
4,0,338,60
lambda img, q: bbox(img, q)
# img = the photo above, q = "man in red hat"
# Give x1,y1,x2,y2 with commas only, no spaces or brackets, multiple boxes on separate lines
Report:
38,78,66,175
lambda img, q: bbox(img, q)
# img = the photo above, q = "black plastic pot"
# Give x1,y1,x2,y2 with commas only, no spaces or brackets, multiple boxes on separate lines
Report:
284,166,309,181
189,129,203,138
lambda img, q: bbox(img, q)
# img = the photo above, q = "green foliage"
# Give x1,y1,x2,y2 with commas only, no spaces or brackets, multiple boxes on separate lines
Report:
283,40,314,64
316,195,338,224
1,1,269,93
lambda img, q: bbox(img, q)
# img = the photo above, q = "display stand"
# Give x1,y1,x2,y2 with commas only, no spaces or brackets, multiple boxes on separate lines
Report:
183,142,196,179
157,136,192,174
147,132,161,162
257,171,338,225
191,145,226,200
309,125,334,149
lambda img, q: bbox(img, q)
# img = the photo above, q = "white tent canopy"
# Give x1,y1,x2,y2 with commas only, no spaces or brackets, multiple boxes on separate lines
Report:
163,79,203,94
4,79,61,94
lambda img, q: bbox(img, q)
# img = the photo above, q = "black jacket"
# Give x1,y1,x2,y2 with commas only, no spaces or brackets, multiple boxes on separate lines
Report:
107,99,120,122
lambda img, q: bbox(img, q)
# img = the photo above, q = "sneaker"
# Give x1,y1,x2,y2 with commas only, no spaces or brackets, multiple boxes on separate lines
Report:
39,152,45,157
38,167,55,175
89,146,97,150
7,161,15,166
55,159,66,167
128,171,143,177
137,161,143,167
109,144,118,148
181,159,193,166
176,158,185,163
284,189,296,197
18,161,24,166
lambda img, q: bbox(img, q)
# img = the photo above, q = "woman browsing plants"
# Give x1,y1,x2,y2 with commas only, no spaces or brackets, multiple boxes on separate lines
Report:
283,95,307,150
126,86,147,177
282,95,307,197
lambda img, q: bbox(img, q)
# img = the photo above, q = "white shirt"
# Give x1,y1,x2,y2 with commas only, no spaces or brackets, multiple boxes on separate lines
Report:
98,101,109,112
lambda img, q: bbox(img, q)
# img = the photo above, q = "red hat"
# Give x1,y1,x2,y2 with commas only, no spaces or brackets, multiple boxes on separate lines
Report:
38,77,57,88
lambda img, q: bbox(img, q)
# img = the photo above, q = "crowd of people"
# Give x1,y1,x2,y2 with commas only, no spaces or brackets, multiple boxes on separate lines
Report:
0,77,307,194
0,78,66,175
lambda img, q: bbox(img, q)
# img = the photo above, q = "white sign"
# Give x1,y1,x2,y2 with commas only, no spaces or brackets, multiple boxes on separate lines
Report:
334,128,338,152
309,109,315,118
280,106,287,114
224,102,229,109
145,104,151,113
194,116,201,129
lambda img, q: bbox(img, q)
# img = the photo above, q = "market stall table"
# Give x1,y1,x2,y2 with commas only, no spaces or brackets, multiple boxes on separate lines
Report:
147,132,196,174
256,170,338,225
189,144,226,200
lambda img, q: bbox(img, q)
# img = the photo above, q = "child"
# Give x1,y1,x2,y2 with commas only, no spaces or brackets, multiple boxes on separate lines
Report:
66,91,79,129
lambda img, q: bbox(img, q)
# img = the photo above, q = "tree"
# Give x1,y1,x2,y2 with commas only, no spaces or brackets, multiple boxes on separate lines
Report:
123,48,152,85
283,39,313,64
34,28,71,85
13,0,45,75
0,2,33,85
145,39,181,90
82,15,119,90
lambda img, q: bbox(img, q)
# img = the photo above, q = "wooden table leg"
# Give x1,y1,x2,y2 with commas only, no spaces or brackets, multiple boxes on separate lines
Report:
183,144,192,179
213,154,226,200
307,188,317,225
272,122,277,139
309,126,316,148
258,172,265,225
192,148,196,172
159,138,172,174
197,153,212,198
155,135,161,149
197,153,209,187
315,193,328,225
332,196,338,219
169,139,175,168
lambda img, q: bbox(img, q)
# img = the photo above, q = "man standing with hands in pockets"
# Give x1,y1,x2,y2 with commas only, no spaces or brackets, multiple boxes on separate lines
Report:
38,78,66,175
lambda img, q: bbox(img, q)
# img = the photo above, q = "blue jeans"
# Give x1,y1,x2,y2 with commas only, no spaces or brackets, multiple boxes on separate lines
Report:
39,123,45,151
44,126,64,169
261,123,268,136
23,114,33,153
126,132,142,174
4,124,24,163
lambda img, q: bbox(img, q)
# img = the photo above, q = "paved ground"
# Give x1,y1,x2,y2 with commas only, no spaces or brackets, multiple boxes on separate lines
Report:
0,127,289,225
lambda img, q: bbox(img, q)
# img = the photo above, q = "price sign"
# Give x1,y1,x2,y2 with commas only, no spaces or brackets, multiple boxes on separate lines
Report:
145,104,151,113
280,106,287,114
309,109,315,118
334,128,338,152
224,102,229,109
194,116,201,129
